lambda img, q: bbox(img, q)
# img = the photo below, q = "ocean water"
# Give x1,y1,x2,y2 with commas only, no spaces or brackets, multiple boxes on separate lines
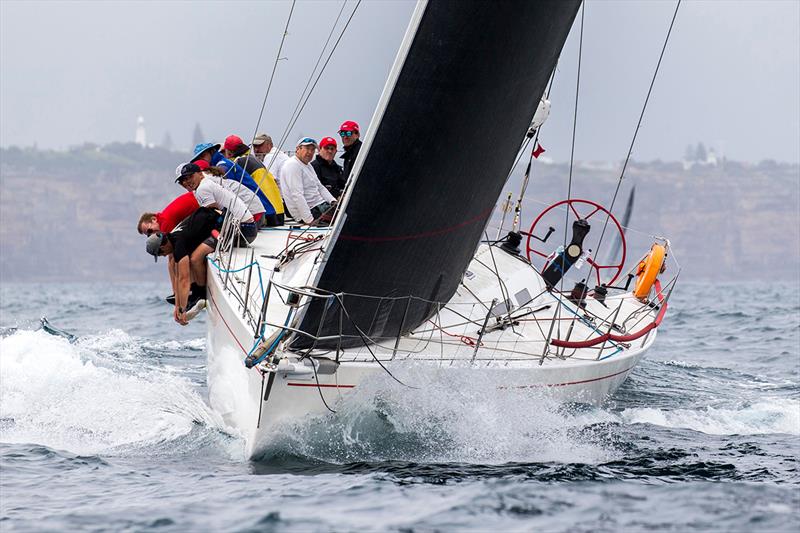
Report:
1,281,798,531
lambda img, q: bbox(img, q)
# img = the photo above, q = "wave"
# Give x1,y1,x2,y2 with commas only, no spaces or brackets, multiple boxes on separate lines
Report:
252,366,799,465
619,399,800,435
0,330,226,456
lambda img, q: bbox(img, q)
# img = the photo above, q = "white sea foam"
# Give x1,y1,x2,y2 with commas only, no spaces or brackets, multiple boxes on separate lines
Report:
265,365,620,465
0,330,224,455
619,399,800,435
142,338,206,352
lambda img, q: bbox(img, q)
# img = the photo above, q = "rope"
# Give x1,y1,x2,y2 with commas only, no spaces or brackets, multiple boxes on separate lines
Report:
427,320,483,348
247,309,294,368
208,256,266,300
593,0,682,259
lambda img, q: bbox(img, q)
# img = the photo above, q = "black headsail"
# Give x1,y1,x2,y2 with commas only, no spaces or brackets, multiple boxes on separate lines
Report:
291,0,581,350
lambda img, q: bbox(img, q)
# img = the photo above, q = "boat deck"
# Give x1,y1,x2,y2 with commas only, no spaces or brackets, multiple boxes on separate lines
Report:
207,224,660,367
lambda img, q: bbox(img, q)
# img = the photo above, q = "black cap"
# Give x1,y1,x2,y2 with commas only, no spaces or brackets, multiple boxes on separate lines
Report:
175,163,202,183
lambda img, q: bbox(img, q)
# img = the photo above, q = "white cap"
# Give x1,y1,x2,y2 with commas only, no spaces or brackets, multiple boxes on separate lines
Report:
296,137,318,148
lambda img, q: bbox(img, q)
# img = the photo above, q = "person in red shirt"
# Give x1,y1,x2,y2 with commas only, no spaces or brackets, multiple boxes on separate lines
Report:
137,192,199,235
138,193,201,305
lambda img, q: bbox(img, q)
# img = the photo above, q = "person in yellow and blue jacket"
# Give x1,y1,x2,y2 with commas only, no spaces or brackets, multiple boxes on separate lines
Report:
191,140,282,226
221,135,285,227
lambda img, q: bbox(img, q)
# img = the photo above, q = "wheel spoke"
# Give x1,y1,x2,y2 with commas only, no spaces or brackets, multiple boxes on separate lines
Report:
527,199,625,286
585,205,601,219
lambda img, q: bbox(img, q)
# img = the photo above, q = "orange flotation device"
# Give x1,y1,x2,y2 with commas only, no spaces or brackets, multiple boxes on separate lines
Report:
633,244,666,301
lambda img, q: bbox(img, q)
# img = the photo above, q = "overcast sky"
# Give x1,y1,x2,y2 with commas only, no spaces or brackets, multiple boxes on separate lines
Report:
1,0,798,163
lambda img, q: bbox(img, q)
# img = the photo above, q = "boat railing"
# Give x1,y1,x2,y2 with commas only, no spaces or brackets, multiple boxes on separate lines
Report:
210,221,679,366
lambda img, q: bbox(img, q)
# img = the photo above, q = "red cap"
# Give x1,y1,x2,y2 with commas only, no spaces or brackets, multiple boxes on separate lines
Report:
319,136,337,149
194,159,210,171
223,134,245,152
339,120,359,133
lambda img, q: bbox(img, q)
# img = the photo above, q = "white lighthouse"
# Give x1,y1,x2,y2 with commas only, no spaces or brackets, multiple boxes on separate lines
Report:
135,116,147,147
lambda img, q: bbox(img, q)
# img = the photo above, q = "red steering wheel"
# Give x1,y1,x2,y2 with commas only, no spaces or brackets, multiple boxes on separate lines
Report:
525,199,626,287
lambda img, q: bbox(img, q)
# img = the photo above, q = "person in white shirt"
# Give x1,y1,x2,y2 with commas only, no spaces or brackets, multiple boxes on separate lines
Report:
253,133,290,191
280,138,336,224
175,162,258,245
193,160,266,224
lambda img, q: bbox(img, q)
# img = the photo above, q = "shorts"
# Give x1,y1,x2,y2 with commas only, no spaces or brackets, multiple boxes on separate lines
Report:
310,201,332,220
233,222,258,247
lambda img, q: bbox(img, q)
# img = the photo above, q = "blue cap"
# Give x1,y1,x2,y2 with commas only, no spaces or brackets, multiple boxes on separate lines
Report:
191,142,221,162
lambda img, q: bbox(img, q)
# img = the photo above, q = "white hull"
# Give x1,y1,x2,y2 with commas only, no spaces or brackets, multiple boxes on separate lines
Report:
204,227,660,458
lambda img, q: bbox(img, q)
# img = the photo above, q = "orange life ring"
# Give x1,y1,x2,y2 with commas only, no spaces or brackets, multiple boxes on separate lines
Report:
633,244,666,301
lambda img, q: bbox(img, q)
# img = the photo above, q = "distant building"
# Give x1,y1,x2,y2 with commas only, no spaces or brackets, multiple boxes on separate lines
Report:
135,116,147,147
192,123,205,148
683,142,719,170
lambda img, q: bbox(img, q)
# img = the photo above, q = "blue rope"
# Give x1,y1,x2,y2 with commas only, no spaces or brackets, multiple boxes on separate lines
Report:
208,258,260,274
598,347,622,361
246,309,294,367
208,256,267,317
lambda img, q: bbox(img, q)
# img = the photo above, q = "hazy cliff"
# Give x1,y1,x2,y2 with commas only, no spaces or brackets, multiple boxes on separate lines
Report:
1,144,798,283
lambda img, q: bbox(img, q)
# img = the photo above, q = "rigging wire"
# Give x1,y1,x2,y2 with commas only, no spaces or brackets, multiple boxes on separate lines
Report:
249,0,297,146
555,1,586,343
216,0,297,238
275,0,363,153
273,0,350,163
593,0,682,259
562,2,585,253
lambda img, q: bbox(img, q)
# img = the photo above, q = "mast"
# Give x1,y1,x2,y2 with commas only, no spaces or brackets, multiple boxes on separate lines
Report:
291,0,582,350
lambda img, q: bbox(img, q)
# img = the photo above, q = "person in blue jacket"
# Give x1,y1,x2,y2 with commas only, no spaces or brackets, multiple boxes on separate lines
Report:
190,142,276,218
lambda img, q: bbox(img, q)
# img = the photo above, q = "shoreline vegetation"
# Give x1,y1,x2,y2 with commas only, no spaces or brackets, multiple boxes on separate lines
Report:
1,143,798,282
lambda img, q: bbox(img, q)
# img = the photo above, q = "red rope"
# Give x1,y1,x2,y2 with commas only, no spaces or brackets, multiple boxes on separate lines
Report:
428,320,483,347
550,280,668,348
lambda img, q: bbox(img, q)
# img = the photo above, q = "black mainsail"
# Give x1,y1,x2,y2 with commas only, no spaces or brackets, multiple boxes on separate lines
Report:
291,0,581,349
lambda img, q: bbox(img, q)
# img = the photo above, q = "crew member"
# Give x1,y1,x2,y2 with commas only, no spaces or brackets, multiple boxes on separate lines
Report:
252,133,290,190
281,138,336,224
338,120,362,180
137,193,201,305
221,134,285,226
191,141,277,221
137,193,199,236
193,160,266,226
175,162,258,245
145,206,221,325
311,136,345,198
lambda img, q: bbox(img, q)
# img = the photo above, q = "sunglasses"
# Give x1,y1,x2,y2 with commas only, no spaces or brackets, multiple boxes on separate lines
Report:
321,145,337,150
338,130,355,137
146,229,156,236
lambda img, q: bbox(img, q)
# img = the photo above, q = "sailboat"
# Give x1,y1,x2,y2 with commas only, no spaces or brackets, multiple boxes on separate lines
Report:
203,0,678,457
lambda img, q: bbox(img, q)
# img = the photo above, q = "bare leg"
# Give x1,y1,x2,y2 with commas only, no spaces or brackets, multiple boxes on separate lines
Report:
190,243,215,292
